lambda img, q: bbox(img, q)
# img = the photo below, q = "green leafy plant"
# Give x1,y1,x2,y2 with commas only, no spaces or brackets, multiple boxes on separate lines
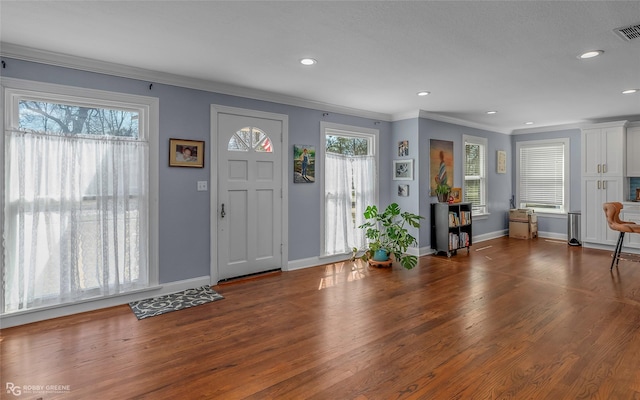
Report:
435,183,451,202
356,203,423,270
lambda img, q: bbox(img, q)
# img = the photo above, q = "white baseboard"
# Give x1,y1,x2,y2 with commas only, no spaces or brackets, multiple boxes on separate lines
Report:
0,276,210,329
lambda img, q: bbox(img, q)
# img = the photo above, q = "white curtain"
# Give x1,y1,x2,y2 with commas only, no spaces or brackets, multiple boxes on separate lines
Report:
4,131,149,313
324,153,375,255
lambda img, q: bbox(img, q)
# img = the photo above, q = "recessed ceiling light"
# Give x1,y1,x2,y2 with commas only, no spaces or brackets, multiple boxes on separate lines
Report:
525,121,534,125
622,89,639,94
300,58,317,66
417,91,430,96
579,50,604,59
486,111,497,115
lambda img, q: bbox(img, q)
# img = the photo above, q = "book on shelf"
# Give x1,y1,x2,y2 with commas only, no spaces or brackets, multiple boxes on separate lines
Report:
449,232,470,250
460,211,471,226
448,212,460,227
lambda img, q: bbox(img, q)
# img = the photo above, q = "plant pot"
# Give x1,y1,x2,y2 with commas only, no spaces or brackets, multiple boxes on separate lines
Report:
372,249,389,261
437,192,450,203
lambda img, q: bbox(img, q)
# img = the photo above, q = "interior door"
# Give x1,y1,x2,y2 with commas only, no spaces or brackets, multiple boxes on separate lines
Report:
217,111,283,280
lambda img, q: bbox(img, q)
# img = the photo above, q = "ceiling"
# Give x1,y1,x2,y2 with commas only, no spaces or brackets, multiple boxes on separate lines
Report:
1,1,639,134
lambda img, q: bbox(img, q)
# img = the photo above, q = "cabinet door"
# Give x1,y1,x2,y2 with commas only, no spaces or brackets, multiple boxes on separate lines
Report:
627,127,640,176
582,129,602,177
622,211,640,249
602,179,624,244
602,127,625,176
582,177,602,243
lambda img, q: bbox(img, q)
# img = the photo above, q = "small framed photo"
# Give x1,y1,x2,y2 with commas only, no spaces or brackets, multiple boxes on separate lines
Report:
398,140,409,157
294,145,315,183
398,184,409,197
169,138,205,168
497,150,507,174
451,187,462,203
393,159,413,180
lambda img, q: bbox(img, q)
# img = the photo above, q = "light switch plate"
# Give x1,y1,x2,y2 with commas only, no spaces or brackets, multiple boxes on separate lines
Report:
197,181,208,191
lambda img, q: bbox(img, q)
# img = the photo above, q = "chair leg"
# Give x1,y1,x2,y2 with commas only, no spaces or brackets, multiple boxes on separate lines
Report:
611,232,625,270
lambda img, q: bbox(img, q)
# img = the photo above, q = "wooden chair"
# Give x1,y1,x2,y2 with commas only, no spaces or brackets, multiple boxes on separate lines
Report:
602,202,640,270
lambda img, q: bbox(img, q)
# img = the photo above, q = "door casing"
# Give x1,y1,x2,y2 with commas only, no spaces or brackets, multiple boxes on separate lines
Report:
210,105,289,284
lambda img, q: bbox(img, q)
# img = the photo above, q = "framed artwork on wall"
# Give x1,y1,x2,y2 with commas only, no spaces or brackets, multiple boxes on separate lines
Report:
398,140,409,157
430,139,454,195
497,150,507,174
393,159,413,180
169,138,205,168
294,145,315,183
398,184,409,197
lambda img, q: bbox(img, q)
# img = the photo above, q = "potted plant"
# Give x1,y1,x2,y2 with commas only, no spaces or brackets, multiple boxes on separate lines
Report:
355,203,423,270
435,183,451,203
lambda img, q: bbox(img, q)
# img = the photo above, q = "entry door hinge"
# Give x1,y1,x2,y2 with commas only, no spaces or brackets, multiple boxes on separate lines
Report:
280,244,283,254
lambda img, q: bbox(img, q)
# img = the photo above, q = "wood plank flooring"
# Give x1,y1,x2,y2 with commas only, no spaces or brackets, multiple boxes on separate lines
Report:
2,237,640,399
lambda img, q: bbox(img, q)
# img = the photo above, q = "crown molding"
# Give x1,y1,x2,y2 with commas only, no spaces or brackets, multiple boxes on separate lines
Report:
511,122,585,135
416,110,511,135
0,42,392,122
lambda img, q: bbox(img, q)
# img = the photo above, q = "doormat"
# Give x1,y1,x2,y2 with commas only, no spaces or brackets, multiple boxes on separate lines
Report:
129,286,224,320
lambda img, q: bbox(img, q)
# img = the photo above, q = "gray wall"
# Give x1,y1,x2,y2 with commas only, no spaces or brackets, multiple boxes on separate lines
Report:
416,118,513,248
4,56,582,286
2,58,395,284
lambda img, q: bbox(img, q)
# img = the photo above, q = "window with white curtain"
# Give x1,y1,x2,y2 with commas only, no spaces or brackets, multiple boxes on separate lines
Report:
516,138,569,214
321,123,378,256
2,79,158,314
463,135,488,215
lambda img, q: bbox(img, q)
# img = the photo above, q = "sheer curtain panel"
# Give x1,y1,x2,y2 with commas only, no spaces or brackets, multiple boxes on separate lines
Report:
324,153,375,255
4,131,149,313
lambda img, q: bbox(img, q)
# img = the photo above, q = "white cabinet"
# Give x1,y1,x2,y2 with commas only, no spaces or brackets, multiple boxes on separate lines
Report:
622,211,640,249
581,121,627,247
627,126,640,176
581,125,625,177
582,177,624,245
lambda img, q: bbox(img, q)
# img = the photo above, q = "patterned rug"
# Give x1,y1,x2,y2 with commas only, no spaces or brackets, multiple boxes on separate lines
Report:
129,286,224,320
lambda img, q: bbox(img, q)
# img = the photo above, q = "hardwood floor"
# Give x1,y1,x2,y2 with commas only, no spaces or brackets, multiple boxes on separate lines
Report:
2,237,640,399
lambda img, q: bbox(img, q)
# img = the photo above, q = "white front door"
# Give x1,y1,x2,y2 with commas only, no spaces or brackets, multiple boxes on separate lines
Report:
213,107,287,281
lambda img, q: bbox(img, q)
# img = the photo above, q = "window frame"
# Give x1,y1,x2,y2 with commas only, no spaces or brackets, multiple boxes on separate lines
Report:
516,138,570,215
1,77,159,316
319,121,379,258
462,134,488,216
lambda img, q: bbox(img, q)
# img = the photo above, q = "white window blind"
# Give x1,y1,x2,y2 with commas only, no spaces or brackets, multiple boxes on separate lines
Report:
463,135,487,215
518,140,567,212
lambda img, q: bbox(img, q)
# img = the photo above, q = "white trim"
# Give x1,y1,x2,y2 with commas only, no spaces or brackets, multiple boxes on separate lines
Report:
209,105,289,284
0,276,210,328
319,121,380,257
463,134,488,215
1,42,390,122
473,230,508,243
1,76,160,318
417,110,511,135
4,44,637,137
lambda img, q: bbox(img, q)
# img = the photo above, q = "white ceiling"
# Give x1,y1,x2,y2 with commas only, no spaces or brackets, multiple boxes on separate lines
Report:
1,1,639,134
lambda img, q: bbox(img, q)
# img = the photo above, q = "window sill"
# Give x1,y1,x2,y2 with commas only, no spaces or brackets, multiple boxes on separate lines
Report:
472,212,490,220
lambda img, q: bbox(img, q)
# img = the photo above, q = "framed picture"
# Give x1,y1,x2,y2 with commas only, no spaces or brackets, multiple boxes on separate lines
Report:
169,138,204,168
294,145,315,183
398,184,409,197
497,150,507,174
451,187,462,203
430,139,454,195
398,140,409,157
393,159,413,180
